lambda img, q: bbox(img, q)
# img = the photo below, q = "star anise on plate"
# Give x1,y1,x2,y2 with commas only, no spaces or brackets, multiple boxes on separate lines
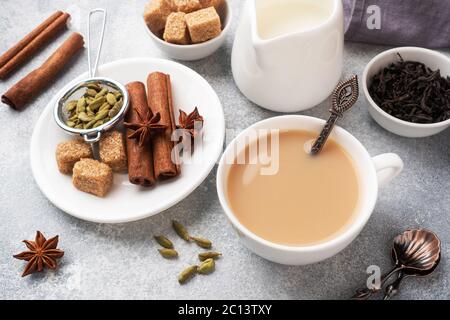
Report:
176,107,204,142
13,231,64,277
124,109,167,147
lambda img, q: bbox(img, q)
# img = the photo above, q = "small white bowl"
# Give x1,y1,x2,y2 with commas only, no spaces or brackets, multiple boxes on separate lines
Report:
144,2,232,61
363,47,450,138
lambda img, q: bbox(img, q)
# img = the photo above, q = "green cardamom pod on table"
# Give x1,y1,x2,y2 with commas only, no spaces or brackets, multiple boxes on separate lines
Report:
158,248,178,259
190,236,212,249
154,235,174,249
172,220,190,241
178,265,197,284
198,252,222,261
197,258,215,275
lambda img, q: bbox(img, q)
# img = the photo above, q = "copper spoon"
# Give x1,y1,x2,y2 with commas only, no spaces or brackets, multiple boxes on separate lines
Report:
310,75,359,155
383,230,441,300
352,229,441,300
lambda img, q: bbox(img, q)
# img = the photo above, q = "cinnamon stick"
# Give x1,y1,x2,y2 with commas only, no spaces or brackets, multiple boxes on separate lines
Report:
125,82,156,187
147,72,180,179
1,32,84,110
0,11,70,79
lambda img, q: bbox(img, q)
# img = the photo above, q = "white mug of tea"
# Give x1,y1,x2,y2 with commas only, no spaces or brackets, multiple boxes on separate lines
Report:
232,0,344,112
216,116,404,265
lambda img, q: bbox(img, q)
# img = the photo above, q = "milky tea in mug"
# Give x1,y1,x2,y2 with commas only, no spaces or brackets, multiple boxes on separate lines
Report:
226,130,360,246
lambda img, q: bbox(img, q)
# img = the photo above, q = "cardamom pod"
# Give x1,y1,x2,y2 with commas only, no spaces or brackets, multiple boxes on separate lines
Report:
87,83,101,90
84,119,97,129
78,112,94,122
99,102,111,112
66,121,75,127
86,88,98,97
198,252,222,261
190,236,212,249
88,96,106,110
76,97,86,114
93,119,105,128
154,235,174,249
94,109,109,121
108,102,121,118
95,87,108,98
66,100,77,112
75,124,83,129
197,258,215,275
106,93,117,105
114,91,122,99
172,220,190,241
178,265,197,284
158,248,178,259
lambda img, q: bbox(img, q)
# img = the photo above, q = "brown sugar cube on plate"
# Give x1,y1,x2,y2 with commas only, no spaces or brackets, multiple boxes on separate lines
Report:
56,140,93,174
72,159,113,197
185,7,221,43
199,0,223,11
163,12,190,44
99,131,127,172
172,0,202,13
144,0,173,34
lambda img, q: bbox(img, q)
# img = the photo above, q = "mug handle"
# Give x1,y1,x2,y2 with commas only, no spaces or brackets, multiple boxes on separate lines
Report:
372,153,404,187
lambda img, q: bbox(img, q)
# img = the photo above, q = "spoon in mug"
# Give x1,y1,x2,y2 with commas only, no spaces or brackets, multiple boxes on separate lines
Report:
351,229,441,300
310,75,359,155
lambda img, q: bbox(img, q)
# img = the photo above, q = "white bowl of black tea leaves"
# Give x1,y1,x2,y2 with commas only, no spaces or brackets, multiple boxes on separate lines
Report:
363,47,450,137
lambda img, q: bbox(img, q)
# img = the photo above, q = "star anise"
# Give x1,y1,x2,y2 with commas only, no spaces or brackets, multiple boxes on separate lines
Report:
124,109,167,147
13,231,64,277
176,107,204,140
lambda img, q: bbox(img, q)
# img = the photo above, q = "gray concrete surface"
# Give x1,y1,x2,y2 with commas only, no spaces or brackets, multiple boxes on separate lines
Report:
0,0,449,299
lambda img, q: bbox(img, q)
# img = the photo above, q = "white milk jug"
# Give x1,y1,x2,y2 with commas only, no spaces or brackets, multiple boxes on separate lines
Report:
232,0,344,112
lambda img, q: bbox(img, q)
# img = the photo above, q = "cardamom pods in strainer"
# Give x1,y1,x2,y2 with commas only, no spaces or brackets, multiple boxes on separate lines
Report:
64,82,123,129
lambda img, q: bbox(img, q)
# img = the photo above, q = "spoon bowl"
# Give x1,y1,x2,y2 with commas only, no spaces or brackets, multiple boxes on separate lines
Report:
392,229,441,272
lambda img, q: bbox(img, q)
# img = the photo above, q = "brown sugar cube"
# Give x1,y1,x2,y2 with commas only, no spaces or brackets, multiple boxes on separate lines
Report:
199,0,223,11
56,140,93,174
163,12,191,44
185,7,222,43
143,0,173,34
172,0,202,13
99,131,127,173
72,159,113,197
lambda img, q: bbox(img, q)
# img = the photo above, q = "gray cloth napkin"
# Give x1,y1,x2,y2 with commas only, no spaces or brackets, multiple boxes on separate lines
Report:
343,0,450,48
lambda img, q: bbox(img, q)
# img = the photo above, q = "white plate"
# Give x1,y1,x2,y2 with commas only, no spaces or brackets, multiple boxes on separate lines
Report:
30,57,225,223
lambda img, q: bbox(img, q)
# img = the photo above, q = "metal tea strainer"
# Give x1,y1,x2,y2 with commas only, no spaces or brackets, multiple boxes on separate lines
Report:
53,9,129,156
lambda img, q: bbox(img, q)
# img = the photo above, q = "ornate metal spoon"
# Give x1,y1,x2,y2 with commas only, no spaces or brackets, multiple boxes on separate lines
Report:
310,75,359,155
383,230,441,300
351,229,441,300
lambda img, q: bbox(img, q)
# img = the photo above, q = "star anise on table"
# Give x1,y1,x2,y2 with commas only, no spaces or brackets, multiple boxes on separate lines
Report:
124,109,167,147
176,107,204,142
13,231,64,277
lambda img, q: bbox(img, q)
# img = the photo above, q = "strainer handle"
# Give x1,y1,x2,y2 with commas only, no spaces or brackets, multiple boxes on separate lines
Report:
83,132,101,159
87,8,107,78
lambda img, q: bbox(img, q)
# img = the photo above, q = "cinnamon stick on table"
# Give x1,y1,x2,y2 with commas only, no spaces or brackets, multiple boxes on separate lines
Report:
1,32,84,110
0,11,71,79
125,82,157,187
147,72,181,180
